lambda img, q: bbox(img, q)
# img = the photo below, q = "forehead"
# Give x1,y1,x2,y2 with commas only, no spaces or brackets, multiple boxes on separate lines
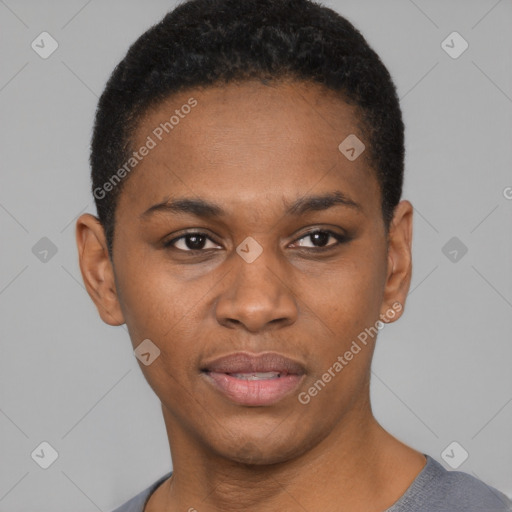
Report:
117,80,378,219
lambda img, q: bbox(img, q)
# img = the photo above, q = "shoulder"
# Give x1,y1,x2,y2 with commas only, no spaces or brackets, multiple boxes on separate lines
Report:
110,471,172,512
431,463,512,512
388,455,512,512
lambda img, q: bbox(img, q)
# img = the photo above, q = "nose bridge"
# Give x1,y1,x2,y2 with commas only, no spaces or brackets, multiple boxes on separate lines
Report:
215,238,298,332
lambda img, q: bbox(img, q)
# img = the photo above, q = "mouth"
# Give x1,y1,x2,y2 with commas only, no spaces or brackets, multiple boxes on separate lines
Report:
200,352,306,406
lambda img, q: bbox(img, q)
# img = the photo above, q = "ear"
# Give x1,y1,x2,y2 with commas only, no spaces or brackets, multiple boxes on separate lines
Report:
379,200,413,323
75,213,125,326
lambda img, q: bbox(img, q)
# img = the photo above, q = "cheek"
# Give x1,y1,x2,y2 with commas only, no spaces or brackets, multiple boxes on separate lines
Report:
298,260,383,409
115,257,198,339
114,259,218,390
307,253,386,332
115,268,202,404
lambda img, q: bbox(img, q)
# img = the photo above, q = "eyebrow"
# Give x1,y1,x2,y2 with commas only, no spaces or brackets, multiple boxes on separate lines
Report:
139,190,361,220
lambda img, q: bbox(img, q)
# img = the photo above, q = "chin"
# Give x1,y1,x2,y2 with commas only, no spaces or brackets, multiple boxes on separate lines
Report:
209,428,316,467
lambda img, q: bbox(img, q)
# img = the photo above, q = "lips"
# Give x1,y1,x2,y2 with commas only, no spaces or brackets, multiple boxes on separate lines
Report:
201,352,306,375
201,352,306,406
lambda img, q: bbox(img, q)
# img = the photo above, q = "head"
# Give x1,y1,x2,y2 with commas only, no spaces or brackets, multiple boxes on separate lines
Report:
77,0,413,465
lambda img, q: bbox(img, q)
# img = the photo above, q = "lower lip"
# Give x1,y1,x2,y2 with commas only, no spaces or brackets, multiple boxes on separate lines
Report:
203,372,304,406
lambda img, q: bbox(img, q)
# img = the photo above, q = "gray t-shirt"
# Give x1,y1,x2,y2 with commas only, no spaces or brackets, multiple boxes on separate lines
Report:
111,455,512,512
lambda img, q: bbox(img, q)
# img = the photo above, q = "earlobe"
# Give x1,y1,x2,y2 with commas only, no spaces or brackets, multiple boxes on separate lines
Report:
379,200,413,323
75,214,125,326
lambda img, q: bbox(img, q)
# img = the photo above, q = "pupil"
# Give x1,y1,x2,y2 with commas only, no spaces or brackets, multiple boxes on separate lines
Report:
187,234,206,250
311,231,329,247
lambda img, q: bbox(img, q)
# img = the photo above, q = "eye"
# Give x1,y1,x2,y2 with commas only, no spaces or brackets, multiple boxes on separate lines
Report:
163,232,221,252
292,229,348,250
163,229,349,253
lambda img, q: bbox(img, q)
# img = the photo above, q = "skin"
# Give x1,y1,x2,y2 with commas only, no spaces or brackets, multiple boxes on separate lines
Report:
76,79,425,512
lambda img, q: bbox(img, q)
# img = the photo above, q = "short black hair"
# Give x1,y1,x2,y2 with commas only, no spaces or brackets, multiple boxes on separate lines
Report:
90,0,404,259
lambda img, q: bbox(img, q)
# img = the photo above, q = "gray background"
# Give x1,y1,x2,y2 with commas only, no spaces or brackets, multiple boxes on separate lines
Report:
0,0,511,510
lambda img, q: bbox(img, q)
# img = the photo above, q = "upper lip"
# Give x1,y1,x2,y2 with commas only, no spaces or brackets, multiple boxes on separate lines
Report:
201,352,306,375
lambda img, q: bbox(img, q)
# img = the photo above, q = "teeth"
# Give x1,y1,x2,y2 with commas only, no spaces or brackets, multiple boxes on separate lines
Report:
230,372,281,380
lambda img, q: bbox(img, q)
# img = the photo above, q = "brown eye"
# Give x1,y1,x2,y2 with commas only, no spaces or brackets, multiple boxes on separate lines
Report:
164,232,221,251
293,230,348,249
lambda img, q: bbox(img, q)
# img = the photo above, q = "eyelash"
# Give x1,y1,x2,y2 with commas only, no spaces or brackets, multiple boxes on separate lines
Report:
162,229,349,253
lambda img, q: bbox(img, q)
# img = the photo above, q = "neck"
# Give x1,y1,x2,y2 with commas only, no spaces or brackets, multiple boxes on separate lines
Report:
148,401,426,512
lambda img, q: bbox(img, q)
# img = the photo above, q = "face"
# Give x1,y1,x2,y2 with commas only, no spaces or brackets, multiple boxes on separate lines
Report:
76,80,413,466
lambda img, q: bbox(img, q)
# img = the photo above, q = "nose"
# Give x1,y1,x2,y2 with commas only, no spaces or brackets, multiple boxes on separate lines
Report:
215,249,299,333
